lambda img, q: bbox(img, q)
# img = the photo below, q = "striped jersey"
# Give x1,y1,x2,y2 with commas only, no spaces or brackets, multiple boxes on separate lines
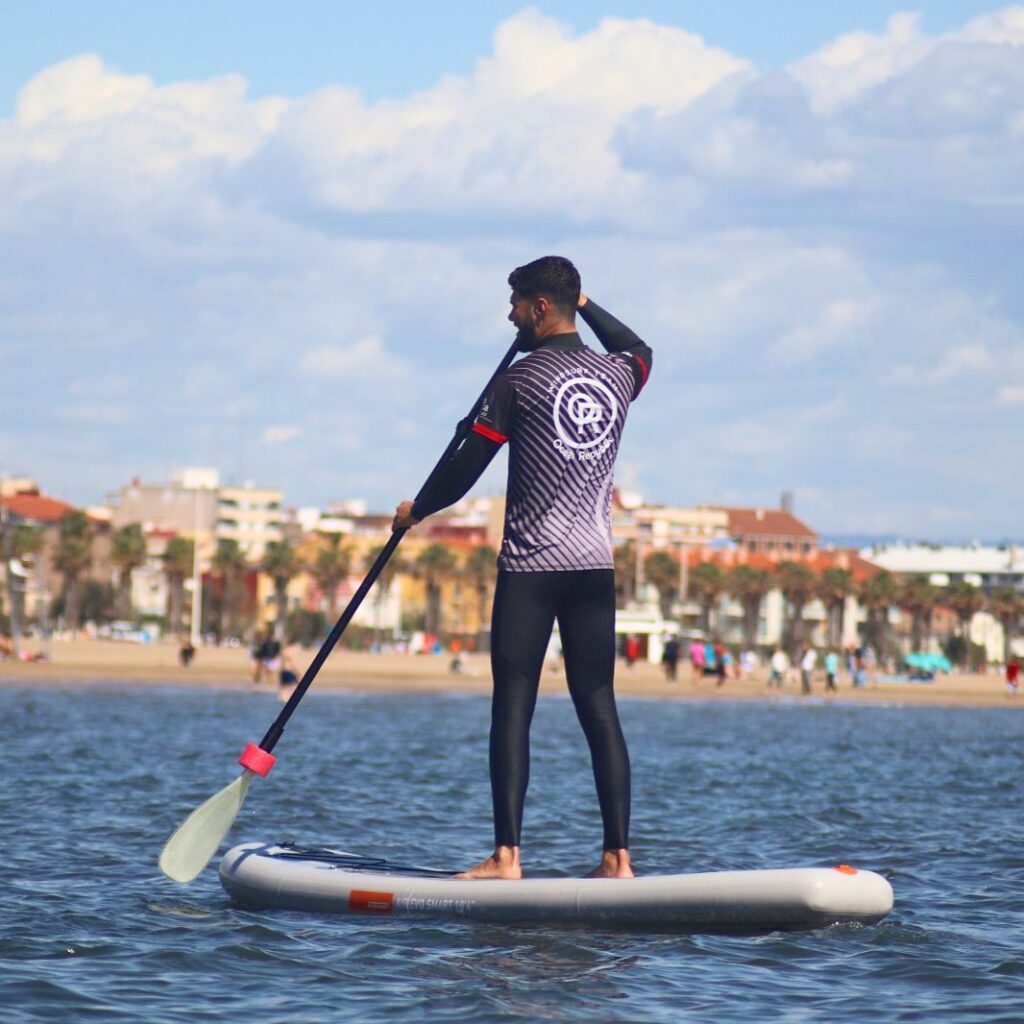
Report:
473,333,649,572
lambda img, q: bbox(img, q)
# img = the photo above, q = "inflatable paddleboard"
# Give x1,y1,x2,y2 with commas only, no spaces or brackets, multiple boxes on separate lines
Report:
220,843,893,934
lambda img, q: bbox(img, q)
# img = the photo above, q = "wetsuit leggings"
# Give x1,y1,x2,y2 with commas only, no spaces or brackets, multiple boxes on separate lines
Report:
489,569,630,850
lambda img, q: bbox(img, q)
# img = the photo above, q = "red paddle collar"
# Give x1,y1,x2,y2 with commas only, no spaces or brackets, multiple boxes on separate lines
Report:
238,742,276,777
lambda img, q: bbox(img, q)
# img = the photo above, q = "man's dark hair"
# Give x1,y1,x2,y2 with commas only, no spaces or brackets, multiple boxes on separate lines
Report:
508,256,580,315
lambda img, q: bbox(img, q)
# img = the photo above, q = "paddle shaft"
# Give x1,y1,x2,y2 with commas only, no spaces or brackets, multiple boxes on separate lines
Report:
257,341,520,754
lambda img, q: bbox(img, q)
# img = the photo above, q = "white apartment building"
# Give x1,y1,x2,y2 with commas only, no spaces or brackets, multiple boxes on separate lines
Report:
860,542,1024,660
215,484,285,560
860,542,1024,592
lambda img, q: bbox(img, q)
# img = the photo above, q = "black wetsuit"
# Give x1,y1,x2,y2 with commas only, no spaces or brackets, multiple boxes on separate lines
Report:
414,300,652,850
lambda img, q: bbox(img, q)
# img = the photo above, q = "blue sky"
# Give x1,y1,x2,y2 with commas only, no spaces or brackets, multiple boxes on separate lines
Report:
0,2,999,109
1,3,1021,539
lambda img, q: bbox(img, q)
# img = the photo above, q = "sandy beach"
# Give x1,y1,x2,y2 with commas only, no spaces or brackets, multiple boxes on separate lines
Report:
0,638,1018,708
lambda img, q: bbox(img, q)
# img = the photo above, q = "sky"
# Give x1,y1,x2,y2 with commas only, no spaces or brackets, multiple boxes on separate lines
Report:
1,2,1021,540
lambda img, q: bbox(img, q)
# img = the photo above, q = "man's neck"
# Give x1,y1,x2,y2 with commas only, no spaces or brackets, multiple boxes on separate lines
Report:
536,314,577,340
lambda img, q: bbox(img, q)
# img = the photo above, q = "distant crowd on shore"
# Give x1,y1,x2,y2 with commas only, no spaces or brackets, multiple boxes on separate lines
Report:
619,635,874,693
643,637,1021,697
5,622,1019,698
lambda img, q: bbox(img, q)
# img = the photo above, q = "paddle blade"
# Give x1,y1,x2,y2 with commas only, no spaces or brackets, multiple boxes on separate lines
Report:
159,771,255,884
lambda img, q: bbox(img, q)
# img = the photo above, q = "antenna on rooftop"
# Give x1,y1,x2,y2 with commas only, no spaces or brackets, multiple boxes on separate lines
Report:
780,490,794,514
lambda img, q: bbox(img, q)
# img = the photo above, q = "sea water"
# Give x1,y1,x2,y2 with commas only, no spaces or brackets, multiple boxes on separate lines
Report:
1,683,1022,1022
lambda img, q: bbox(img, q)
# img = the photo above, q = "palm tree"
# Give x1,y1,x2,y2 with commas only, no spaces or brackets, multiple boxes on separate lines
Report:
414,543,459,636
898,574,941,653
613,541,636,606
262,539,299,639
211,538,249,640
463,545,498,644
364,544,408,644
989,587,1024,664
775,560,818,656
11,524,43,563
162,536,194,635
944,580,986,669
644,550,680,620
817,567,854,650
308,533,351,619
110,523,147,622
688,561,725,635
858,570,900,660
53,510,93,631
9,524,43,634
727,564,770,649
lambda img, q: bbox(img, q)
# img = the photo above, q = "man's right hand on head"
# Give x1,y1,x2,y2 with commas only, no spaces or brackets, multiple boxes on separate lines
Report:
392,500,420,532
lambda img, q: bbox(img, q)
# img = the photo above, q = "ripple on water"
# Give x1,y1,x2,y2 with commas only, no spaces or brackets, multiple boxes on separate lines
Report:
1,687,1022,1023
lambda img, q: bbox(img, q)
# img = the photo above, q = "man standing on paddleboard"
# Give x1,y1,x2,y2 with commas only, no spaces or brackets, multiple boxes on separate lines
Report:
393,256,651,879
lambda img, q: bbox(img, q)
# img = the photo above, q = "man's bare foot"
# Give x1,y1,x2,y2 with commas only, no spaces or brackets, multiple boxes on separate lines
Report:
586,849,634,879
454,845,521,880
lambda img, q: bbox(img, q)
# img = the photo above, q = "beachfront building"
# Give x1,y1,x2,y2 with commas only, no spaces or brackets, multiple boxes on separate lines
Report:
860,542,1024,593
110,469,219,633
673,545,879,653
112,467,286,624
215,484,285,561
716,505,819,561
112,470,218,537
608,493,835,651
859,542,1024,661
0,480,119,640
0,475,39,498
124,527,178,622
0,485,76,628
112,467,288,561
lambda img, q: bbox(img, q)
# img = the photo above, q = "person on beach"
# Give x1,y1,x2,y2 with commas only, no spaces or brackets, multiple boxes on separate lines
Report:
624,634,640,668
278,643,299,702
1006,658,1020,697
393,256,651,880
250,630,267,683
824,649,839,692
714,641,727,688
800,645,816,695
662,635,680,682
689,639,705,683
768,647,788,689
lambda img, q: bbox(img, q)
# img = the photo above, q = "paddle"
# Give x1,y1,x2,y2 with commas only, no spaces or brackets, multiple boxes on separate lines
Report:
159,340,520,883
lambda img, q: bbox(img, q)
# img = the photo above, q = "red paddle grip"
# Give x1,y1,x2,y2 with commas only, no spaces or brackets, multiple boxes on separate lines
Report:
238,742,276,777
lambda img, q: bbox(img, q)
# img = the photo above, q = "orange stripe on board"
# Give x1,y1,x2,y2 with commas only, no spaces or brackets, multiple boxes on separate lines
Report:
349,889,394,914
833,864,858,875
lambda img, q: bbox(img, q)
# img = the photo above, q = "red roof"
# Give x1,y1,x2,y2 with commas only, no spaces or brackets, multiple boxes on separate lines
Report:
679,546,881,581
718,507,818,540
0,493,76,523
810,549,882,584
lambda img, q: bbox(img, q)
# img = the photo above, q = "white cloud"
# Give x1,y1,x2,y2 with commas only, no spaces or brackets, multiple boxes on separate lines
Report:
242,11,746,224
998,385,1024,405
1,9,1023,537
927,344,994,382
772,298,872,362
262,425,303,444
57,402,135,425
298,335,408,379
787,12,933,114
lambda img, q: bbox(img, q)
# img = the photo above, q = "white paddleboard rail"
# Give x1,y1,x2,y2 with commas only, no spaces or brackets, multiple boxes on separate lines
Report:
219,842,894,934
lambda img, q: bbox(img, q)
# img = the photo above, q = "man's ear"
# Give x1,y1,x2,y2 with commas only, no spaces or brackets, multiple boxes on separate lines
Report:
535,296,551,319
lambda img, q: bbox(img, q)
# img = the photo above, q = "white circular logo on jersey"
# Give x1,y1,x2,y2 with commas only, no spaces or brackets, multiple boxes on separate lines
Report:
553,377,619,450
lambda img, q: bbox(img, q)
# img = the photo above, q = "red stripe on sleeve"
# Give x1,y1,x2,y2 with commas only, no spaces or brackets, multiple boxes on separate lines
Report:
635,355,650,386
472,422,508,444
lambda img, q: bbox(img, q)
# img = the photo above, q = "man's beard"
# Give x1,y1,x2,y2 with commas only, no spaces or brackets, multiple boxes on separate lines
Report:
515,322,543,352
